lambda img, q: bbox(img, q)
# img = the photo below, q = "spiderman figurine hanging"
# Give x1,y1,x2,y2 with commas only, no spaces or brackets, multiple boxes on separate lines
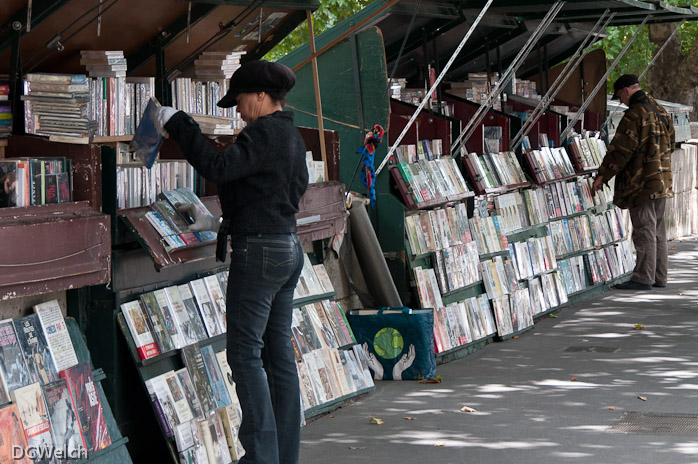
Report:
358,124,385,208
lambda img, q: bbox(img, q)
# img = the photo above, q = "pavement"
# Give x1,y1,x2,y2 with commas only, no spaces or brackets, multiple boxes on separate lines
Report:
299,236,698,464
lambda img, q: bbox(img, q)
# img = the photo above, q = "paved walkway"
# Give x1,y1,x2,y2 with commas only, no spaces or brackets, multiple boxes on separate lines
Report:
299,236,698,464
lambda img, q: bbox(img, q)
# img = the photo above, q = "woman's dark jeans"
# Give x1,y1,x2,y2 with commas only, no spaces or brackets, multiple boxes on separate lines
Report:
226,233,303,464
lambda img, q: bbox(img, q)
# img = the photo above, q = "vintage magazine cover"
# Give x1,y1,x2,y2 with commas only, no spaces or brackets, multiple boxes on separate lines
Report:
33,300,78,373
42,378,87,460
0,403,32,463
203,276,227,333
0,318,31,394
60,362,111,453
177,284,209,343
153,289,185,349
13,314,58,386
10,382,53,463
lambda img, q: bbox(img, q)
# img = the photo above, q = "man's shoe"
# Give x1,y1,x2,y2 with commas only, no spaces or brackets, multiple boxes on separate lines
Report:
613,280,652,291
652,281,667,288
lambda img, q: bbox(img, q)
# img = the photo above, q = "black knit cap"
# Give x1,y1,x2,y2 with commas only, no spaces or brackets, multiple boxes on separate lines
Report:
612,73,639,100
217,60,296,108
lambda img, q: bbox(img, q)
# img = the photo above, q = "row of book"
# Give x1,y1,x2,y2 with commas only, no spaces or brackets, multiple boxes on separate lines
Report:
0,300,112,461
432,295,498,353
0,84,10,139
170,78,241,130
117,160,196,210
394,139,444,164
394,157,471,205
122,272,229,360
557,241,635,295
297,345,375,412
147,342,244,463
548,209,626,259
524,146,576,183
404,202,472,256
413,266,499,353
463,150,528,192
507,234,557,281
292,301,355,354
431,241,481,294
293,255,336,300
0,157,72,208
492,288,534,337
480,255,520,300
144,187,218,250
568,132,606,171
469,213,508,255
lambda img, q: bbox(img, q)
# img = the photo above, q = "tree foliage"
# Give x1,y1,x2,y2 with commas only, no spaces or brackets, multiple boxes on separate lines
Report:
264,0,377,61
592,0,698,96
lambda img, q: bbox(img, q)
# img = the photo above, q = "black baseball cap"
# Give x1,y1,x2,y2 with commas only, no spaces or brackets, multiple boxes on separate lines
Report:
217,60,296,108
612,73,639,100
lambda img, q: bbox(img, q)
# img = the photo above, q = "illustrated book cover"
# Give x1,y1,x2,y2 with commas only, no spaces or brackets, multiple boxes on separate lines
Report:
59,362,111,453
13,314,58,386
42,378,87,461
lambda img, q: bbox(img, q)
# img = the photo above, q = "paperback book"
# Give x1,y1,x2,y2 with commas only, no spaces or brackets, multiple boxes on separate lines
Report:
34,300,79,373
60,362,112,453
42,378,87,460
13,314,58,386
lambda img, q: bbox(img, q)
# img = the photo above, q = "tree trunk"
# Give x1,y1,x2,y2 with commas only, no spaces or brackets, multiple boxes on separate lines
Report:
646,22,698,119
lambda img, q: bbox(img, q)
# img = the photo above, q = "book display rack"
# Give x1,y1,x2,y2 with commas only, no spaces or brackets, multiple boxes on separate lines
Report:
0,300,131,464
387,105,635,363
117,255,374,462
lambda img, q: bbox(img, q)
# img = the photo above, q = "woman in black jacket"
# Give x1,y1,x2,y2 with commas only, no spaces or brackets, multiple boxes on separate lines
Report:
156,60,308,464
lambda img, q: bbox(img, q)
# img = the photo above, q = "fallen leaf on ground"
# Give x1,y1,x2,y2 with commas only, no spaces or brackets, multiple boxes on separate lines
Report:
634,324,645,330
678,292,685,296
418,377,443,384
369,417,384,425
638,396,647,401
348,446,367,450
403,416,417,420
670,246,677,251
513,336,519,339
460,405,477,413
571,377,578,381
608,406,616,410
433,443,445,447
549,314,559,318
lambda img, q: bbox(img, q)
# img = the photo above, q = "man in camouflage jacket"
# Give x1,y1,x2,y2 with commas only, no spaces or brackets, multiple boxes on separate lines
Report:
592,74,675,291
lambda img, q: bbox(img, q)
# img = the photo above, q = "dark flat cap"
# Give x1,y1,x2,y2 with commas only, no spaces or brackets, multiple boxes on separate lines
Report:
612,73,639,100
217,60,296,108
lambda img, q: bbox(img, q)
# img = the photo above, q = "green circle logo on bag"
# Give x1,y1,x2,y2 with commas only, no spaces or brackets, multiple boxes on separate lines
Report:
373,327,404,359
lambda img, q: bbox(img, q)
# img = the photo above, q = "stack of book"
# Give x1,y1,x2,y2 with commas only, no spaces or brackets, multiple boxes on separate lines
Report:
0,300,112,462
188,113,237,136
22,72,95,143
80,50,127,78
194,51,245,81
0,84,9,138
0,157,72,207
144,187,218,250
